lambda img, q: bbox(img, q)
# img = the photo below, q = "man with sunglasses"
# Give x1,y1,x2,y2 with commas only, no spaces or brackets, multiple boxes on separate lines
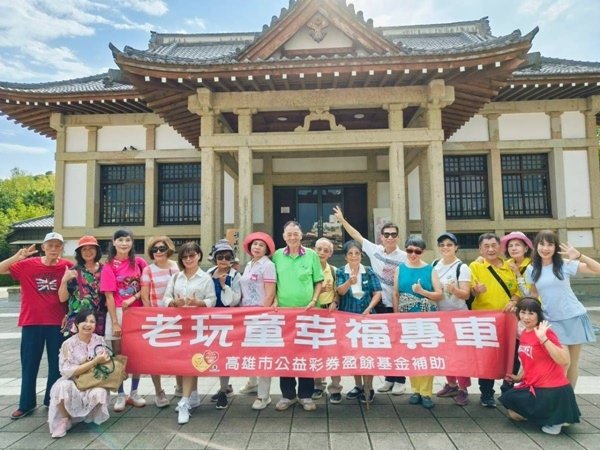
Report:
332,206,408,395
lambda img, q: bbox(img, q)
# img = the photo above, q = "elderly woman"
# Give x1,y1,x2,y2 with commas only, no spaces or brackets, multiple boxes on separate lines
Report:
393,235,443,409
336,240,382,404
238,232,277,410
207,239,242,409
48,310,111,438
140,236,179,408
58,236,106,337
164,242,216,425
499,297,580,435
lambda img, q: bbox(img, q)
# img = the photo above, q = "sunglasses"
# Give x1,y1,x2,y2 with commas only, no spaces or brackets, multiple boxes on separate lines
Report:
382,232,398,239
405,247,423,255
181,253,198,260
151,245,168,254
216,254,233,261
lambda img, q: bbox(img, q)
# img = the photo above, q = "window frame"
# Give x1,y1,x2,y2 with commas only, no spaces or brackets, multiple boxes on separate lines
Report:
99,164,145,226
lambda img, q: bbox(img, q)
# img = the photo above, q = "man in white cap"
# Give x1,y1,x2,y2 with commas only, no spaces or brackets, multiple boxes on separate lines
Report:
0,232,73,419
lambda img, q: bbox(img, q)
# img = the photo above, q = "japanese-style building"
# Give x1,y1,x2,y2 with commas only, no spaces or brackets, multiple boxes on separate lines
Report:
1,0,599,260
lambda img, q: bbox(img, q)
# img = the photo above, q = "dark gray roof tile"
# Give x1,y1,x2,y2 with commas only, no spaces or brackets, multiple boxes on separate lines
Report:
514,57,600,76
0,71,134,94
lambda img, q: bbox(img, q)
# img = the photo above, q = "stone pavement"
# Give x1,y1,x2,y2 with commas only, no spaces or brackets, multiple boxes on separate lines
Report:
1,289,600,449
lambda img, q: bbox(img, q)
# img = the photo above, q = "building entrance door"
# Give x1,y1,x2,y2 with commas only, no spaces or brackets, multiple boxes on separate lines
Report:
273,184,368,251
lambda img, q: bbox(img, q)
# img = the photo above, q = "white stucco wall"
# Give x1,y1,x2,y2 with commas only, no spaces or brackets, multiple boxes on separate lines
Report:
224,172,234,224
273,156,367,172
563,150,591,217
447,114,489,142
252,185,264,224
155,124,194,149
498,113,550,140
65,127,88,152
561,111,586,139
377,182,390,208
408,167,421,220
566,230,594,248
97,125,146,151
63,163,87,227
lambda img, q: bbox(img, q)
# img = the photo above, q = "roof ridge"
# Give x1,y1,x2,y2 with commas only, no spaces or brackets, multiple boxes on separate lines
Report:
540,56,600,66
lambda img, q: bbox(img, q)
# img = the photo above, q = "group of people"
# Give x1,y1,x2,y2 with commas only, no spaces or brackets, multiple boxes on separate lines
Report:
1,207,599,437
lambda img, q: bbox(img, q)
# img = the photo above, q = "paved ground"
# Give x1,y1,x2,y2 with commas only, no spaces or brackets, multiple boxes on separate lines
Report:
1,288,600,449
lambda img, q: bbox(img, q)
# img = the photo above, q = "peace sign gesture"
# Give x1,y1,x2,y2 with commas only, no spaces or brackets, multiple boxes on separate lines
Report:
17,244,38,260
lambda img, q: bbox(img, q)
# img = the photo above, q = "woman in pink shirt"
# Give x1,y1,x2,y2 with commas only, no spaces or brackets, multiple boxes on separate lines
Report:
100,229,147,412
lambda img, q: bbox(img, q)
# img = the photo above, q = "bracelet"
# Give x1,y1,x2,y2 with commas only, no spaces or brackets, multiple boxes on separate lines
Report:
541,338,549,345
576,252,583,260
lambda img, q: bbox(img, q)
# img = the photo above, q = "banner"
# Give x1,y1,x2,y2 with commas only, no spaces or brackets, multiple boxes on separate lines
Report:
121,307,517,379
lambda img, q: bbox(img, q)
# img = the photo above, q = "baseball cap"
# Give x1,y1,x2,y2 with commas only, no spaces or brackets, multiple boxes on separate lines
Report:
43,232,64,243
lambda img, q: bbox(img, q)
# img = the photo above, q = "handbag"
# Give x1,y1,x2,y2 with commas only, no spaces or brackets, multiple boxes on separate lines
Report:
397,292,437,313
74,345,128,392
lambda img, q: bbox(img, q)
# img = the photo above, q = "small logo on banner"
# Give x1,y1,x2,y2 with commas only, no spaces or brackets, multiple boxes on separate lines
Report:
192,350,219,372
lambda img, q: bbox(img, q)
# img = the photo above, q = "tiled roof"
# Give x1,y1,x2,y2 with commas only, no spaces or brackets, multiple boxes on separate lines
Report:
514,56,600,76
117,18,534,64
11,215,54,229
0,70,135,94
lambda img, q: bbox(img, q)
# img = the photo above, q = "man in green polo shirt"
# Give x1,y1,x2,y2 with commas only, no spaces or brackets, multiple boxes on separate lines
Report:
272,221,323,412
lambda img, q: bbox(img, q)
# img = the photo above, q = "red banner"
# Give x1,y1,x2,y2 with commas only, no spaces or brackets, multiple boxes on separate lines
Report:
121,307,517,379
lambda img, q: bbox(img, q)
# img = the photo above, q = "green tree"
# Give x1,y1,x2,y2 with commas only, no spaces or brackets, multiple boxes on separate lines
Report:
0,169,55,260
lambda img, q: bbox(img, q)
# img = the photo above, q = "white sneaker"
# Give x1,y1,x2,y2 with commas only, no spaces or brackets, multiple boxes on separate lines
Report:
189,390,200,408
299,398,317,411
177,399,190,424
275,397,297,411
154,390,170,408
251,397,272,410
114,393,127,412
542,423,564,435
392,383,406,395
174,385,183,397
239,382,259,395
127,390,146,407
377,381,394,393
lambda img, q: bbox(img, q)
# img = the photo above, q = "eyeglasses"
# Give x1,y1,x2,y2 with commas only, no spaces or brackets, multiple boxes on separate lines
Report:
151,245,168,254
216,254,233,261
405,247,423,255
382,232,398,239
181,253,198,260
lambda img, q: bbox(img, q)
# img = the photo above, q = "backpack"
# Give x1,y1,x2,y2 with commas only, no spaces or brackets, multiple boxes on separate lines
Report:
432,259,473,309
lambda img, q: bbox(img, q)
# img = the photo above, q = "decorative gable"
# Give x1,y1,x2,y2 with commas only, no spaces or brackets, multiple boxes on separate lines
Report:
238,0,400,61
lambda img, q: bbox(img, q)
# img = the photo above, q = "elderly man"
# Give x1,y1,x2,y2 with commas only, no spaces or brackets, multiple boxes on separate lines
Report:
0,232,73,419
469,232,520,408
272,221,323,411
333,206,408,395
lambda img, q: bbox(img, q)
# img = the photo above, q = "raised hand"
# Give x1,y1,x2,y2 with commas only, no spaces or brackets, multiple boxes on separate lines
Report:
534,320,551,341
558,242,580,261
17,244,38,260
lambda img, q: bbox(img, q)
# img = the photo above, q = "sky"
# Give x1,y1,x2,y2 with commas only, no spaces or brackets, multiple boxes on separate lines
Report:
0,0,598,179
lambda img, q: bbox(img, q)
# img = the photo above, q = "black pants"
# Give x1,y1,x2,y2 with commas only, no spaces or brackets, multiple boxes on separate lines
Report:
280,377,313,400
382,306,406,384
478,378,495,397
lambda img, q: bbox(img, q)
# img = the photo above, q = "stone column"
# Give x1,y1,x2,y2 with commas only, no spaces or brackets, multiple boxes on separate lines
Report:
386,103,407,238
585,98,600,250
50,113,66,231
85,126,100,229
548,112,566,240
236,109,254,265
201,147,216,258
422,81,448,244
486,113,504,226
144,159,155,235
144,124,157,151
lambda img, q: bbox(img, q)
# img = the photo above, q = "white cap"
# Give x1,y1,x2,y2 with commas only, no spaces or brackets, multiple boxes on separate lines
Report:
43,232,64,243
